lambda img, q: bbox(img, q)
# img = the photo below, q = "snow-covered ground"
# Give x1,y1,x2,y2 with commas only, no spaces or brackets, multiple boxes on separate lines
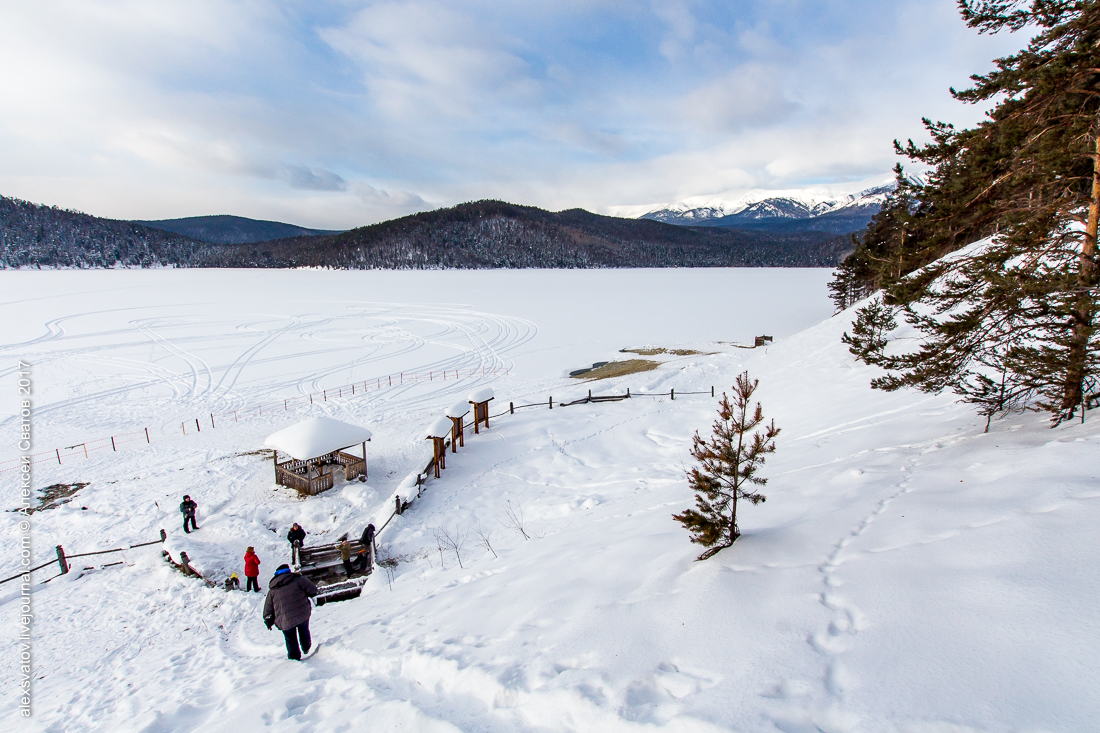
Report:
1,268,1097,732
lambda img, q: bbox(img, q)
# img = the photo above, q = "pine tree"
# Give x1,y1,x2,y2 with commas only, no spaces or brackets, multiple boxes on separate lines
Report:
843,1,1100,425
673,372,780,560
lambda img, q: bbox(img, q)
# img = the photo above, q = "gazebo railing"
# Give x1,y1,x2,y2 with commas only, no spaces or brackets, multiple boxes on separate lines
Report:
274,449,366,495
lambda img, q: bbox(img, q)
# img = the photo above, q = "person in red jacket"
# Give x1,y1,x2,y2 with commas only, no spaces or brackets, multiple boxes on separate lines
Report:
244,547,261,592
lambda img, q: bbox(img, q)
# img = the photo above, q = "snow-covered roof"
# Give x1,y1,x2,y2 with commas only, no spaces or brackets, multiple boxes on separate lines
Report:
468,387,495,403
264,417,373,461
425,416,453,439
445,401,470,418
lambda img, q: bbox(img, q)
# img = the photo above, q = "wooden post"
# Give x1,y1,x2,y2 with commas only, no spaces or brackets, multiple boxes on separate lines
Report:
588,389,592,402
145,427,150,443
160,529,167,542
671,388,675,401
234,410,238,422
180,551,194,576
285,400,287,410
210,413,215,429
711,386,715,397
627,388,630,398
352,384,355,394
388,376,391,386
323,389,327,401
510,401,514,414
56,448,61,464
362,441,367,480
549,396,553,410
111,436,116,451
195,418,201,433
395,496,403,515
310,394,313,405
82,443,88,458
182,422,186,434
56,545,69,574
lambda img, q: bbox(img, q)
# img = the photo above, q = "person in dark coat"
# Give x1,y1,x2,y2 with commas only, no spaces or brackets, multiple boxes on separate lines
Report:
243,547,261,592
180,495,198,533
355,523,375,572
263,564,318,660
286,523,306,547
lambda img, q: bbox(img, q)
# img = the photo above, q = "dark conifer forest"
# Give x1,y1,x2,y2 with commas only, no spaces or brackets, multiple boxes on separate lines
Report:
1,196,854,270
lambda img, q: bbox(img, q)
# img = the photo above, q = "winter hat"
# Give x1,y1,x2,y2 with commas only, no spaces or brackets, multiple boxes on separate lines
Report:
246,546,254,553
274,564,291,576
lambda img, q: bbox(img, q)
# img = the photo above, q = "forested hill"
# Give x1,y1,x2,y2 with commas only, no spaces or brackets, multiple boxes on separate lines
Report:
208,201,854,268
1,195,852,269
0,195,219,268
134,214,340,244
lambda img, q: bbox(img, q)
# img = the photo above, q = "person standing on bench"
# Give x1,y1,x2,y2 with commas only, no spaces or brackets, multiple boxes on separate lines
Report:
180,495,199,533
263,564,318,660
339,538,354,576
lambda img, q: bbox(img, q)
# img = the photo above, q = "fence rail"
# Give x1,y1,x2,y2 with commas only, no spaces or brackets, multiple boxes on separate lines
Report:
0,529,167,586
0,365,511,473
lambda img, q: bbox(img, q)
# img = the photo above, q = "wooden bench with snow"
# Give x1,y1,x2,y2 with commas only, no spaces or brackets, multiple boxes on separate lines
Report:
297,537,370,580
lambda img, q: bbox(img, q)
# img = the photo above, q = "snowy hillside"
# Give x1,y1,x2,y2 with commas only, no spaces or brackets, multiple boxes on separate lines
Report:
2,268,1098,732
609,174,894,227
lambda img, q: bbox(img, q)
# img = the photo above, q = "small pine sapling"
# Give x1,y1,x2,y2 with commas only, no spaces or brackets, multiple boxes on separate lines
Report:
673,372,780,560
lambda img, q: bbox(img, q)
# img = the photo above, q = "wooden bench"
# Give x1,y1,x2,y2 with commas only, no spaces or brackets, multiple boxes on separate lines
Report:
298,539,370,580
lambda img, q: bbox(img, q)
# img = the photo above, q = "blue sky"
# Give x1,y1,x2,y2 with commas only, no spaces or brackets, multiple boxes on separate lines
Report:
0,1,1024,228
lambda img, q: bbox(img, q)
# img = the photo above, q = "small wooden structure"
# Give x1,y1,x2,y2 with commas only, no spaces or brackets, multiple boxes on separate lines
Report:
445,401,469,452
468,387,495,434
425,417,452,478
298,536,370,580
754,335,774,347
265,417,372,496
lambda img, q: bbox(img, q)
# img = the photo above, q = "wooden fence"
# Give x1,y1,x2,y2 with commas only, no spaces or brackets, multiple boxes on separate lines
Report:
0,365,510,474
0,529,168,587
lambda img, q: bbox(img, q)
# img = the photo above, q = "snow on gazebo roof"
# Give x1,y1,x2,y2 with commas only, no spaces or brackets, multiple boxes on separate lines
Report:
425,416,453,440
264,417,373,461
468,387,495,403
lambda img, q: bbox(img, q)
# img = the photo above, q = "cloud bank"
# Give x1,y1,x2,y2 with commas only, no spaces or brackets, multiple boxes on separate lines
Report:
0,1,1024,228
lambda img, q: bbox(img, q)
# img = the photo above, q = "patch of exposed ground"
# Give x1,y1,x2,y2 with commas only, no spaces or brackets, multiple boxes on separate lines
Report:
621,347,704,356
570,359,659,380
24,482,89,514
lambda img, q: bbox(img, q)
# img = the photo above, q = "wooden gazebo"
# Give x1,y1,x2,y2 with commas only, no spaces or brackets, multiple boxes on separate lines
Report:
265,417,372,496
425,416,452,478
445,401,469,453
468,387,495,434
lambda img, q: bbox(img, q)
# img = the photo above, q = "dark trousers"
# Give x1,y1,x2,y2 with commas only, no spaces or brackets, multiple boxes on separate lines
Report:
282,621,311,660
183,515,198,532
245,576,260,592
342,559,355,576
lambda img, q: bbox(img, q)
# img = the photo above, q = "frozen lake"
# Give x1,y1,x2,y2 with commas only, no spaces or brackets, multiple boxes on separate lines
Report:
0,267,833,451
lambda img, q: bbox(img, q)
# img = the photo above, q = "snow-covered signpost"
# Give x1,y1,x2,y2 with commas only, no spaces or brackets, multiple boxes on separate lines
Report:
674,371,779,560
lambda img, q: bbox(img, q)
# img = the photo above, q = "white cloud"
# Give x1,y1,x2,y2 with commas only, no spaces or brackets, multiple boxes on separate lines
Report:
0,0,1029,226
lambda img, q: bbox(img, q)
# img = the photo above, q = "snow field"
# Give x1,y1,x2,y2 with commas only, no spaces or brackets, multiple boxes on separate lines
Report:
1,268,1097,731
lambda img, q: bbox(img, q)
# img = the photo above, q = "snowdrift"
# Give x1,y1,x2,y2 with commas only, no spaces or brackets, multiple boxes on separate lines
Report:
1,271,1097,732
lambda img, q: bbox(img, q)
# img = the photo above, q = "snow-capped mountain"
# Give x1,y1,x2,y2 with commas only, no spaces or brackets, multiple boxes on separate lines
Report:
609,174,895,233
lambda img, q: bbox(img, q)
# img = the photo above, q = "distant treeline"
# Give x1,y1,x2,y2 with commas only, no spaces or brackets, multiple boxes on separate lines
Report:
0,196,853,270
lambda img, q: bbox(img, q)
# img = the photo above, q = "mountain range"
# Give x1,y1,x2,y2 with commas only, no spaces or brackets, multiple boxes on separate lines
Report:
0,182,881,269
609,174,893,236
